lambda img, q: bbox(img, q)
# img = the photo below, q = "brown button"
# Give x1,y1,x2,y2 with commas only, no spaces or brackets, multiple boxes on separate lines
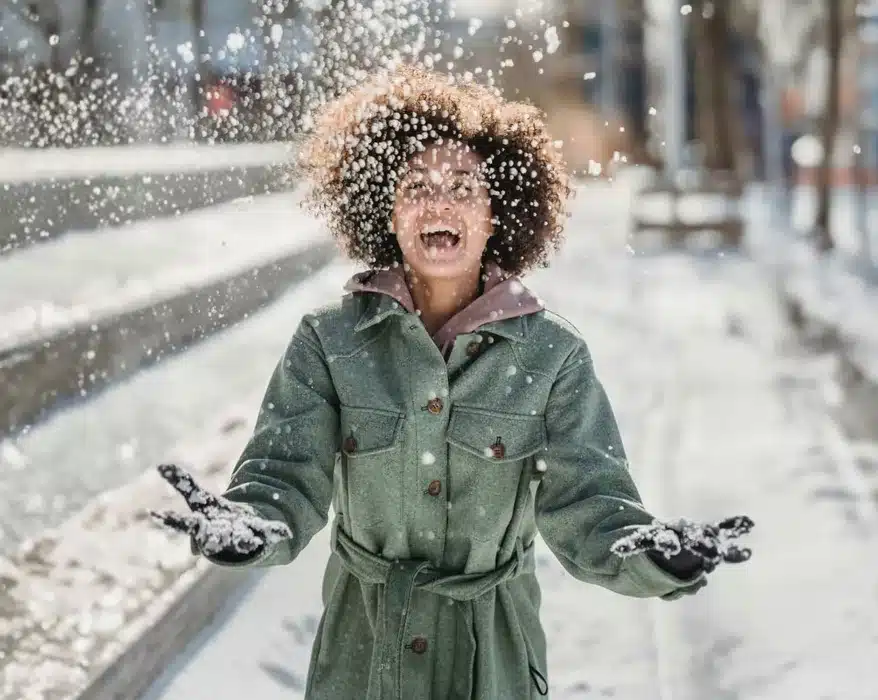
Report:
410,637,428,654
465,340,481,356
343,435,358,453
427,480,442,496
491,438,505,459
426,397,443,415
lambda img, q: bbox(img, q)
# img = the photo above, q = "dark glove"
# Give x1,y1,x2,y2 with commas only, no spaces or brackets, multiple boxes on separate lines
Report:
647,548,704,580
610,515,754,574
149,463,291,559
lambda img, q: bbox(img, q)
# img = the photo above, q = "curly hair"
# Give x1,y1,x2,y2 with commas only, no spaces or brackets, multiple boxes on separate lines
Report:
297,64,571,276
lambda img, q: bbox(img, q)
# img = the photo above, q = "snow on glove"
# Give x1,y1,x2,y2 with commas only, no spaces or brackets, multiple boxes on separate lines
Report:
610,515,754,574
149,463,292,558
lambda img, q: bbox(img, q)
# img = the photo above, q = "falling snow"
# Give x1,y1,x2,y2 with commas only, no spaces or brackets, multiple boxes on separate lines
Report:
2,1,876,698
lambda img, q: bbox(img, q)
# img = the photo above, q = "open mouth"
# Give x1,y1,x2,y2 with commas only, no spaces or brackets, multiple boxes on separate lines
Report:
420,227,462,250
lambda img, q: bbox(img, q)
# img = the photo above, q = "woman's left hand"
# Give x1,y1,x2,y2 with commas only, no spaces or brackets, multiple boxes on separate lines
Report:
610,515,754,573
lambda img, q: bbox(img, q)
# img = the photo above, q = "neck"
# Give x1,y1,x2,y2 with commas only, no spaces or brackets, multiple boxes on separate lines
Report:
406,266,482,336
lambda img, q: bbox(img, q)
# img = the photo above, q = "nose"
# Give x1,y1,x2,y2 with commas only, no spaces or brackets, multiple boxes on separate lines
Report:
427,191,454,212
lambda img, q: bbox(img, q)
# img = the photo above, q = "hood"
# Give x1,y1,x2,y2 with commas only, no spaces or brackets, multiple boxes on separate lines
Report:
343,261,544,355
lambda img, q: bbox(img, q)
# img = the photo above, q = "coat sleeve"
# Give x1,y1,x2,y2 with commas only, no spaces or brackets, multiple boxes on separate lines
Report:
534,340,706,600
202,317,341,568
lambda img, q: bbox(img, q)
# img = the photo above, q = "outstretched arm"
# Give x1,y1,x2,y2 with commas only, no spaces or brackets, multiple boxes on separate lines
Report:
534,340,710,600
153,317,340,568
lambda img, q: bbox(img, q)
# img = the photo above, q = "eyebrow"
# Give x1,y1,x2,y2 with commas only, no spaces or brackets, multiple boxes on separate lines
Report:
408,165,479,174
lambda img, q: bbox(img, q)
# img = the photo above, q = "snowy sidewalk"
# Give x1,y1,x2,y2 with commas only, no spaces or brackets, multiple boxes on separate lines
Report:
143,183,878,700
0,195,337,552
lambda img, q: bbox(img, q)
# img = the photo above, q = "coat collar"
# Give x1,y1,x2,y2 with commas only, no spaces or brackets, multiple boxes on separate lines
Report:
351,292,409,334
345,262,543,344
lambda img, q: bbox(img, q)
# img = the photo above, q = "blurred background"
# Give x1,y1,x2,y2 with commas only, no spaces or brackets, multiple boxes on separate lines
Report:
1,2,878,700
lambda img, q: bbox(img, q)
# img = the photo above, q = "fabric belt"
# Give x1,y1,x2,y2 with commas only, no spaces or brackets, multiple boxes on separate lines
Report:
330,521,536,700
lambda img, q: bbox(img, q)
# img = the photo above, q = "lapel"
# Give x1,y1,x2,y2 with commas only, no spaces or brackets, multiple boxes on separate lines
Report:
473,315,531,344
352,291,410,334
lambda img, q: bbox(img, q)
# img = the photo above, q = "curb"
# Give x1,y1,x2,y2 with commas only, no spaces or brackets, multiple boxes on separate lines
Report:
73,564,250,700
779,266,878,441
0,240,336,437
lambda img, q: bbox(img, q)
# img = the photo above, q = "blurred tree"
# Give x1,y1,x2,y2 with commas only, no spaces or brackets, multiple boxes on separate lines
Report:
749,0,861,252
191,0,208,114
78,0,100,69
690,0,740,175
812,0,844,251
618,0,651,165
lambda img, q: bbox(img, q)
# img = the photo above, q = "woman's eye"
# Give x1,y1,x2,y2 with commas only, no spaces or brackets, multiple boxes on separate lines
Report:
451,181,474,196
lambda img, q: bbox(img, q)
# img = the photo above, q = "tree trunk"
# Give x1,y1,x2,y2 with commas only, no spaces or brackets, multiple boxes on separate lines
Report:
813,0,843,253
79,0,100,64
191,0,209,114
39,0,63,74
691,0,738,174
72,0,101,144
621,2,651,165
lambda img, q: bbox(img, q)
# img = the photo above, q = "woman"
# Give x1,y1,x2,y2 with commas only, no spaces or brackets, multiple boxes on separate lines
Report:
152,65,753,699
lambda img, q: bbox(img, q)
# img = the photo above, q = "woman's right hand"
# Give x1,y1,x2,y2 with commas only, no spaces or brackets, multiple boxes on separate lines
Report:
149,463,292,558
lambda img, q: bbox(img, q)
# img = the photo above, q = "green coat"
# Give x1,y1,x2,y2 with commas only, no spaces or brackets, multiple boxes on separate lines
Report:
208,288,706,699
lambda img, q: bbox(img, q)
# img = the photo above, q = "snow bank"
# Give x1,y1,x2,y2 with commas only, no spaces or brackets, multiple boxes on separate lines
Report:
0,190,323,350
0,261,357,700
0,143,294,183
743,186,878,439
780,241,878,376
0,143,298,255
0,408,256,700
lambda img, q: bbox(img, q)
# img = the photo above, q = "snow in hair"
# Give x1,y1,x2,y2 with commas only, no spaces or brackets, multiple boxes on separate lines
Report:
297,63,571,276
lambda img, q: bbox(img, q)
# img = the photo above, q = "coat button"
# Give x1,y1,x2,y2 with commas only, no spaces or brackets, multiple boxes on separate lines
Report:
426,397,443,414
427,480,442,496
465,340,481,356
343,435,358,453
491,438,505,459
410,637,428,654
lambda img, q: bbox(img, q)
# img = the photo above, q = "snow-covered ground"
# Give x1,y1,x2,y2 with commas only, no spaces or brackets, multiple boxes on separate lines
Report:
0,191,336,554
139,181,878,700
784,186,878,268
743,185,878,392
0,190,327,349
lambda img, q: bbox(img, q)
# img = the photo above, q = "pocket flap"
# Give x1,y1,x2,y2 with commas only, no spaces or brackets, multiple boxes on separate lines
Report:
340,405,404,456
447,406,547,463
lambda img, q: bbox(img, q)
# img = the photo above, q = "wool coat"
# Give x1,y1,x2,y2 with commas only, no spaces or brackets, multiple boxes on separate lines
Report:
205,264,706,699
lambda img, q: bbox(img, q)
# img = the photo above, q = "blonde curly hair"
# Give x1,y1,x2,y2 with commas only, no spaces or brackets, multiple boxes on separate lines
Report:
297,63,571,276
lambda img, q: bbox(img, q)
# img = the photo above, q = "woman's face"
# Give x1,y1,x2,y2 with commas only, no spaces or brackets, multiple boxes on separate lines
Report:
392,140,493,281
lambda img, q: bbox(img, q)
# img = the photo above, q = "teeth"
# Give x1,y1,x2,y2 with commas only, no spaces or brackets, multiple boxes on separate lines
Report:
420,230,460,250
422,224,460,236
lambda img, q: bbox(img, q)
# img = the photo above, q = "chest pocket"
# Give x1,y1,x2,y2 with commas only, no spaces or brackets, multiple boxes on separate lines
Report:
340,405,405,532
446,406,547,544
